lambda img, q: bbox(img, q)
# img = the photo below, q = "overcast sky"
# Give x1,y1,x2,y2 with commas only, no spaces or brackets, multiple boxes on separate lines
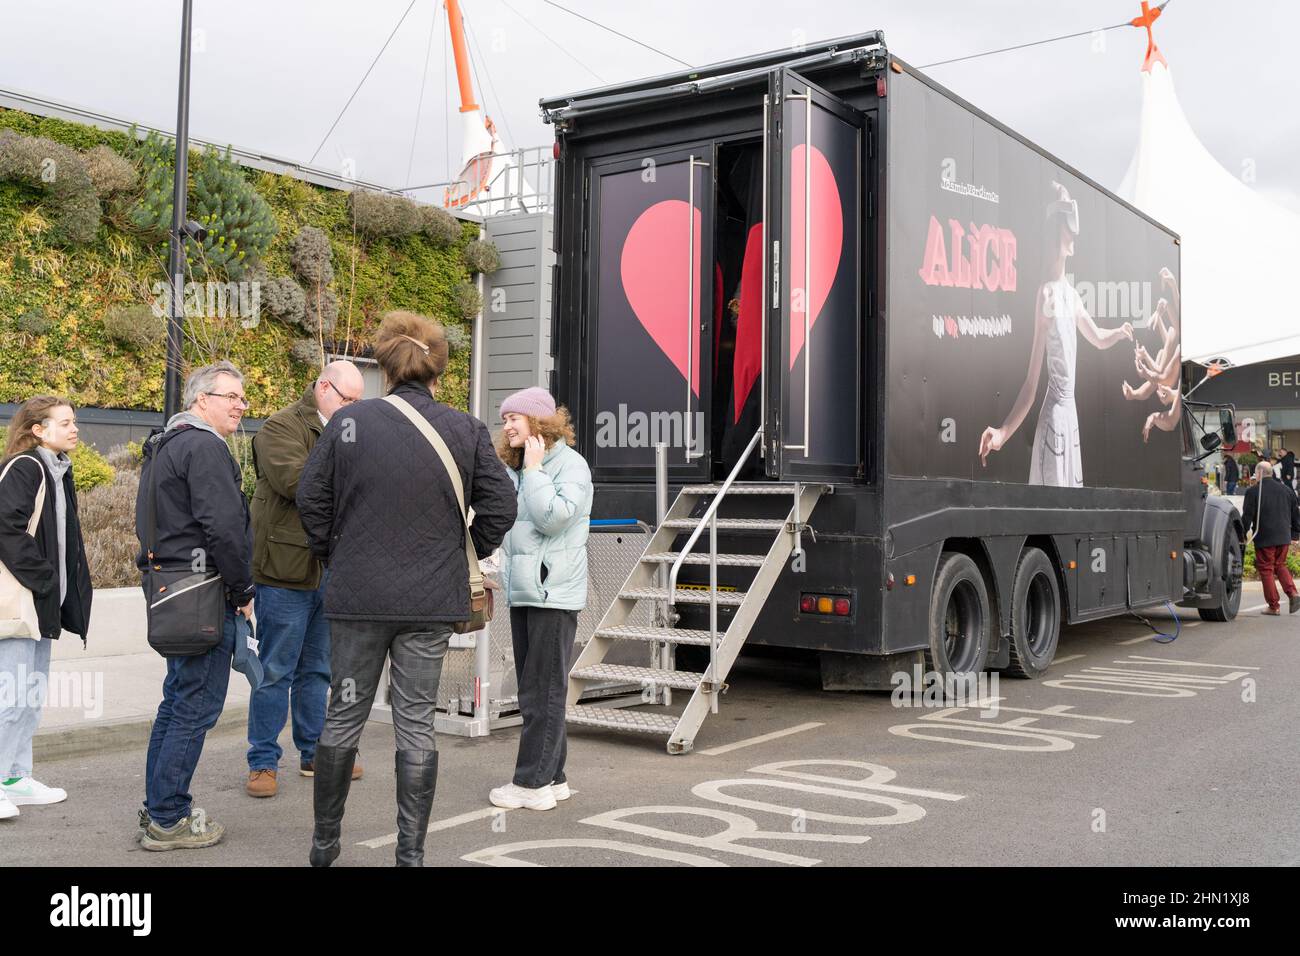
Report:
1,0,1297,213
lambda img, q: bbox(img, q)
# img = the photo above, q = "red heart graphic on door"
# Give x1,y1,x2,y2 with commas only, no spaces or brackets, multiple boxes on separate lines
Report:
618,197,702,395
788,144,843,369
620,199,702,396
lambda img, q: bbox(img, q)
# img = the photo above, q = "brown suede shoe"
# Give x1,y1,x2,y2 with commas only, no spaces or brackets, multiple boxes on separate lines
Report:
246,769,278,797
302,757,363,780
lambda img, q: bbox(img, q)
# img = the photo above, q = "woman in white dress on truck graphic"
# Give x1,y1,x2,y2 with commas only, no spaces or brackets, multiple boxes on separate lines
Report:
978,182,1134,486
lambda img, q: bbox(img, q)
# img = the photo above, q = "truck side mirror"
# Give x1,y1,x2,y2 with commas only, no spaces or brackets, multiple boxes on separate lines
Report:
1219,409,1236,447
1200,432,1223,452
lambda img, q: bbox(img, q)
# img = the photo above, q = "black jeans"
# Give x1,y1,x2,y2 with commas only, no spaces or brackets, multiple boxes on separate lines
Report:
510,606,579,788
319,620,452,752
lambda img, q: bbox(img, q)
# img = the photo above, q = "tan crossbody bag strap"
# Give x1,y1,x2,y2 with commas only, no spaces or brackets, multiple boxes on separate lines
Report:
382,395,484,597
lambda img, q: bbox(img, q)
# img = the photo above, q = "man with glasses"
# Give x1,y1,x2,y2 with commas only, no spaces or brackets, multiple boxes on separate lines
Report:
134,360,257,850
245,360,366,798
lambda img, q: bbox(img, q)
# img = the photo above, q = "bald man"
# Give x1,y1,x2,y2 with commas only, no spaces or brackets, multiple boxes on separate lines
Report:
245,361,368,797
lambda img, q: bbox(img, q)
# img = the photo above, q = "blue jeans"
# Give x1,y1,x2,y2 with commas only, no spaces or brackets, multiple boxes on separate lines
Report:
246,582,330,770
1226,481,1238,495
144,609,239,828
0,636,52,779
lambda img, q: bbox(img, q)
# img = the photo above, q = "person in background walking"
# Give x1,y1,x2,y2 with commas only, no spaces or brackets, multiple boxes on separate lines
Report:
134,361,256,850
245,361,367,798
298,311,516,866
490,387,592,812
1222,454,1239,496
1242,460,1300,616
1280,448,1296,490
0,397,92,821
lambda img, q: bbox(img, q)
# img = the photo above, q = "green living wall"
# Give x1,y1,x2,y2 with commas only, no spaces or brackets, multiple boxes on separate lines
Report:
0,107,486,418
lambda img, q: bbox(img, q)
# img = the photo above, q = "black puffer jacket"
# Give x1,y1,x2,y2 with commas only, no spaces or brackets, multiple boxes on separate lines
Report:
0,451,92,641
297,381,517,623
134,423,255,607
1242,477,1300,549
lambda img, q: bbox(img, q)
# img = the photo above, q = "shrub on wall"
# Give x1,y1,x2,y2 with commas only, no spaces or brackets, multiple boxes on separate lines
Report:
84,145,137,197
451,281,482,320
102,303,165,351
127,132,276,279
420,205,462,246
301,287,339,336
15,308,52,336
350,189,423,238
0,129,100,244
260,275,306,325
290,337,324,368
290,225,334,286
463,239,500,275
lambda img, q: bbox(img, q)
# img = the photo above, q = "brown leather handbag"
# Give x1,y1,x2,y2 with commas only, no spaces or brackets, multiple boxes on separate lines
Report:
383,395,493,633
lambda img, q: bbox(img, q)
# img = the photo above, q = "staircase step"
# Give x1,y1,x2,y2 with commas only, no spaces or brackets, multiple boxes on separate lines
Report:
571,664,705,690
662,517,787,532
681,483,802,496
592,624,719,646
641,551,766,568
566,706,678,735
620,586,746,606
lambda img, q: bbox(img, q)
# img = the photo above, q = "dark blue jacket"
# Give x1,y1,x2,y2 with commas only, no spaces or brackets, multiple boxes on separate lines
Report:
296,381,516,623
134,424,255,607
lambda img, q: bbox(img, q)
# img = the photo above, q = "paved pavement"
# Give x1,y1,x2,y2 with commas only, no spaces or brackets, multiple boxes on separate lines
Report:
2,582,1295,867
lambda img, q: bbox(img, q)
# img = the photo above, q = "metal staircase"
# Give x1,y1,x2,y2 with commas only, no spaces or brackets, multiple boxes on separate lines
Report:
566,431,827,754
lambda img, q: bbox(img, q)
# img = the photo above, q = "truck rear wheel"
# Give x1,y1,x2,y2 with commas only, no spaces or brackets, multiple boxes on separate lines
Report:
1198,530,1243,622
925,552,991,678
1004,548,1061,678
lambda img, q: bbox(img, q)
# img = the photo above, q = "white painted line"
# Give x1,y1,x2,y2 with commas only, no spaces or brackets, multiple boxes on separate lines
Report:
1052,653,1085,665
1242,603,1269,614
357,792,580,849
1118,633,1160,645
698,722,825,756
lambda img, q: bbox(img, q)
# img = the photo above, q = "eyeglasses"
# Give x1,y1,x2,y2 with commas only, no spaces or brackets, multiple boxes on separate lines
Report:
323,379,360,405
205,392,250,408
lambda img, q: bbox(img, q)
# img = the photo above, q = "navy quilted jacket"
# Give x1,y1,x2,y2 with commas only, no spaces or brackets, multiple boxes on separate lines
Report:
296,381,517,622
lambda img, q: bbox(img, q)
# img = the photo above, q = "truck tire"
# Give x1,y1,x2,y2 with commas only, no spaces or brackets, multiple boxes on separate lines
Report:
1198,529,1243,622
1004,548,1061,678
925,552,991,678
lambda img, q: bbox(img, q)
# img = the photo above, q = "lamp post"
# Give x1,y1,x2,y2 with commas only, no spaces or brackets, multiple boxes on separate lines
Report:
163,0,195,422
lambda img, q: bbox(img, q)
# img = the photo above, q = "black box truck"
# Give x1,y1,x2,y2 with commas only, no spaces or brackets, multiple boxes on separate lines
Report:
541,32,1244,753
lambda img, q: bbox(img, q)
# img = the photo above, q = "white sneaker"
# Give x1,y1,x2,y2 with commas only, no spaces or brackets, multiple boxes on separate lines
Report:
551,781,572,801
0,792,18,819
2,776,68,806
489,782,557,811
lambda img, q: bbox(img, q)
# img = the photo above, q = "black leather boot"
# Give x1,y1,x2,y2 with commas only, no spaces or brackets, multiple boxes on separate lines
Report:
394,750,439,867
309,744,357,867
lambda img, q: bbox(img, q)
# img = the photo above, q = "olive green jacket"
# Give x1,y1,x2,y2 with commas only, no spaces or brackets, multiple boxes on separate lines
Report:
251,386,324,590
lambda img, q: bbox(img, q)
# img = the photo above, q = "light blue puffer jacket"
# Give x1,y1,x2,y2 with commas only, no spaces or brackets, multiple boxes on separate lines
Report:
499,441,592,610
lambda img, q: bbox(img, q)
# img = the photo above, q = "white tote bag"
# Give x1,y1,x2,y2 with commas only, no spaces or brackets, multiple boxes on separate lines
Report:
0,456,47,640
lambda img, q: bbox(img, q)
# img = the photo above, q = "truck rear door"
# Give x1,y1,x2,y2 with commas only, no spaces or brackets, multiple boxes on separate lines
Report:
763,68,864,481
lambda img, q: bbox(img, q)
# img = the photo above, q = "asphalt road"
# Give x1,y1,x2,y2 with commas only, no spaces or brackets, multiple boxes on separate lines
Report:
3,593,1296,867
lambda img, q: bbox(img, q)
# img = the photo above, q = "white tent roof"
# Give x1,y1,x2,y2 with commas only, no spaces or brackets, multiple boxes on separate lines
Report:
1118,57,1300,367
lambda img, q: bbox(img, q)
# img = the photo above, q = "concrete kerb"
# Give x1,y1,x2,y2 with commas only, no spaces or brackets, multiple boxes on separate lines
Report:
33,704,251,763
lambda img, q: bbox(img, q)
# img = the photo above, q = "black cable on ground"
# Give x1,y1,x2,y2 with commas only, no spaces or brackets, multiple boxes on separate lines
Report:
1129,600,1181,644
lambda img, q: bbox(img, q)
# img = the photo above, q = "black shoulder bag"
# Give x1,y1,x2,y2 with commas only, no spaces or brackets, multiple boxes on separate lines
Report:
142,430,226,656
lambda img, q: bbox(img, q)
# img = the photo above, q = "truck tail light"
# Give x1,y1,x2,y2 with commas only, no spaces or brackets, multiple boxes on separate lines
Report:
800,594,852,617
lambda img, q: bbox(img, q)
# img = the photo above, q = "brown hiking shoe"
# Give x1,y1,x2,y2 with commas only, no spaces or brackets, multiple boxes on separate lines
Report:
301,757,364,780
246,769,278,797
